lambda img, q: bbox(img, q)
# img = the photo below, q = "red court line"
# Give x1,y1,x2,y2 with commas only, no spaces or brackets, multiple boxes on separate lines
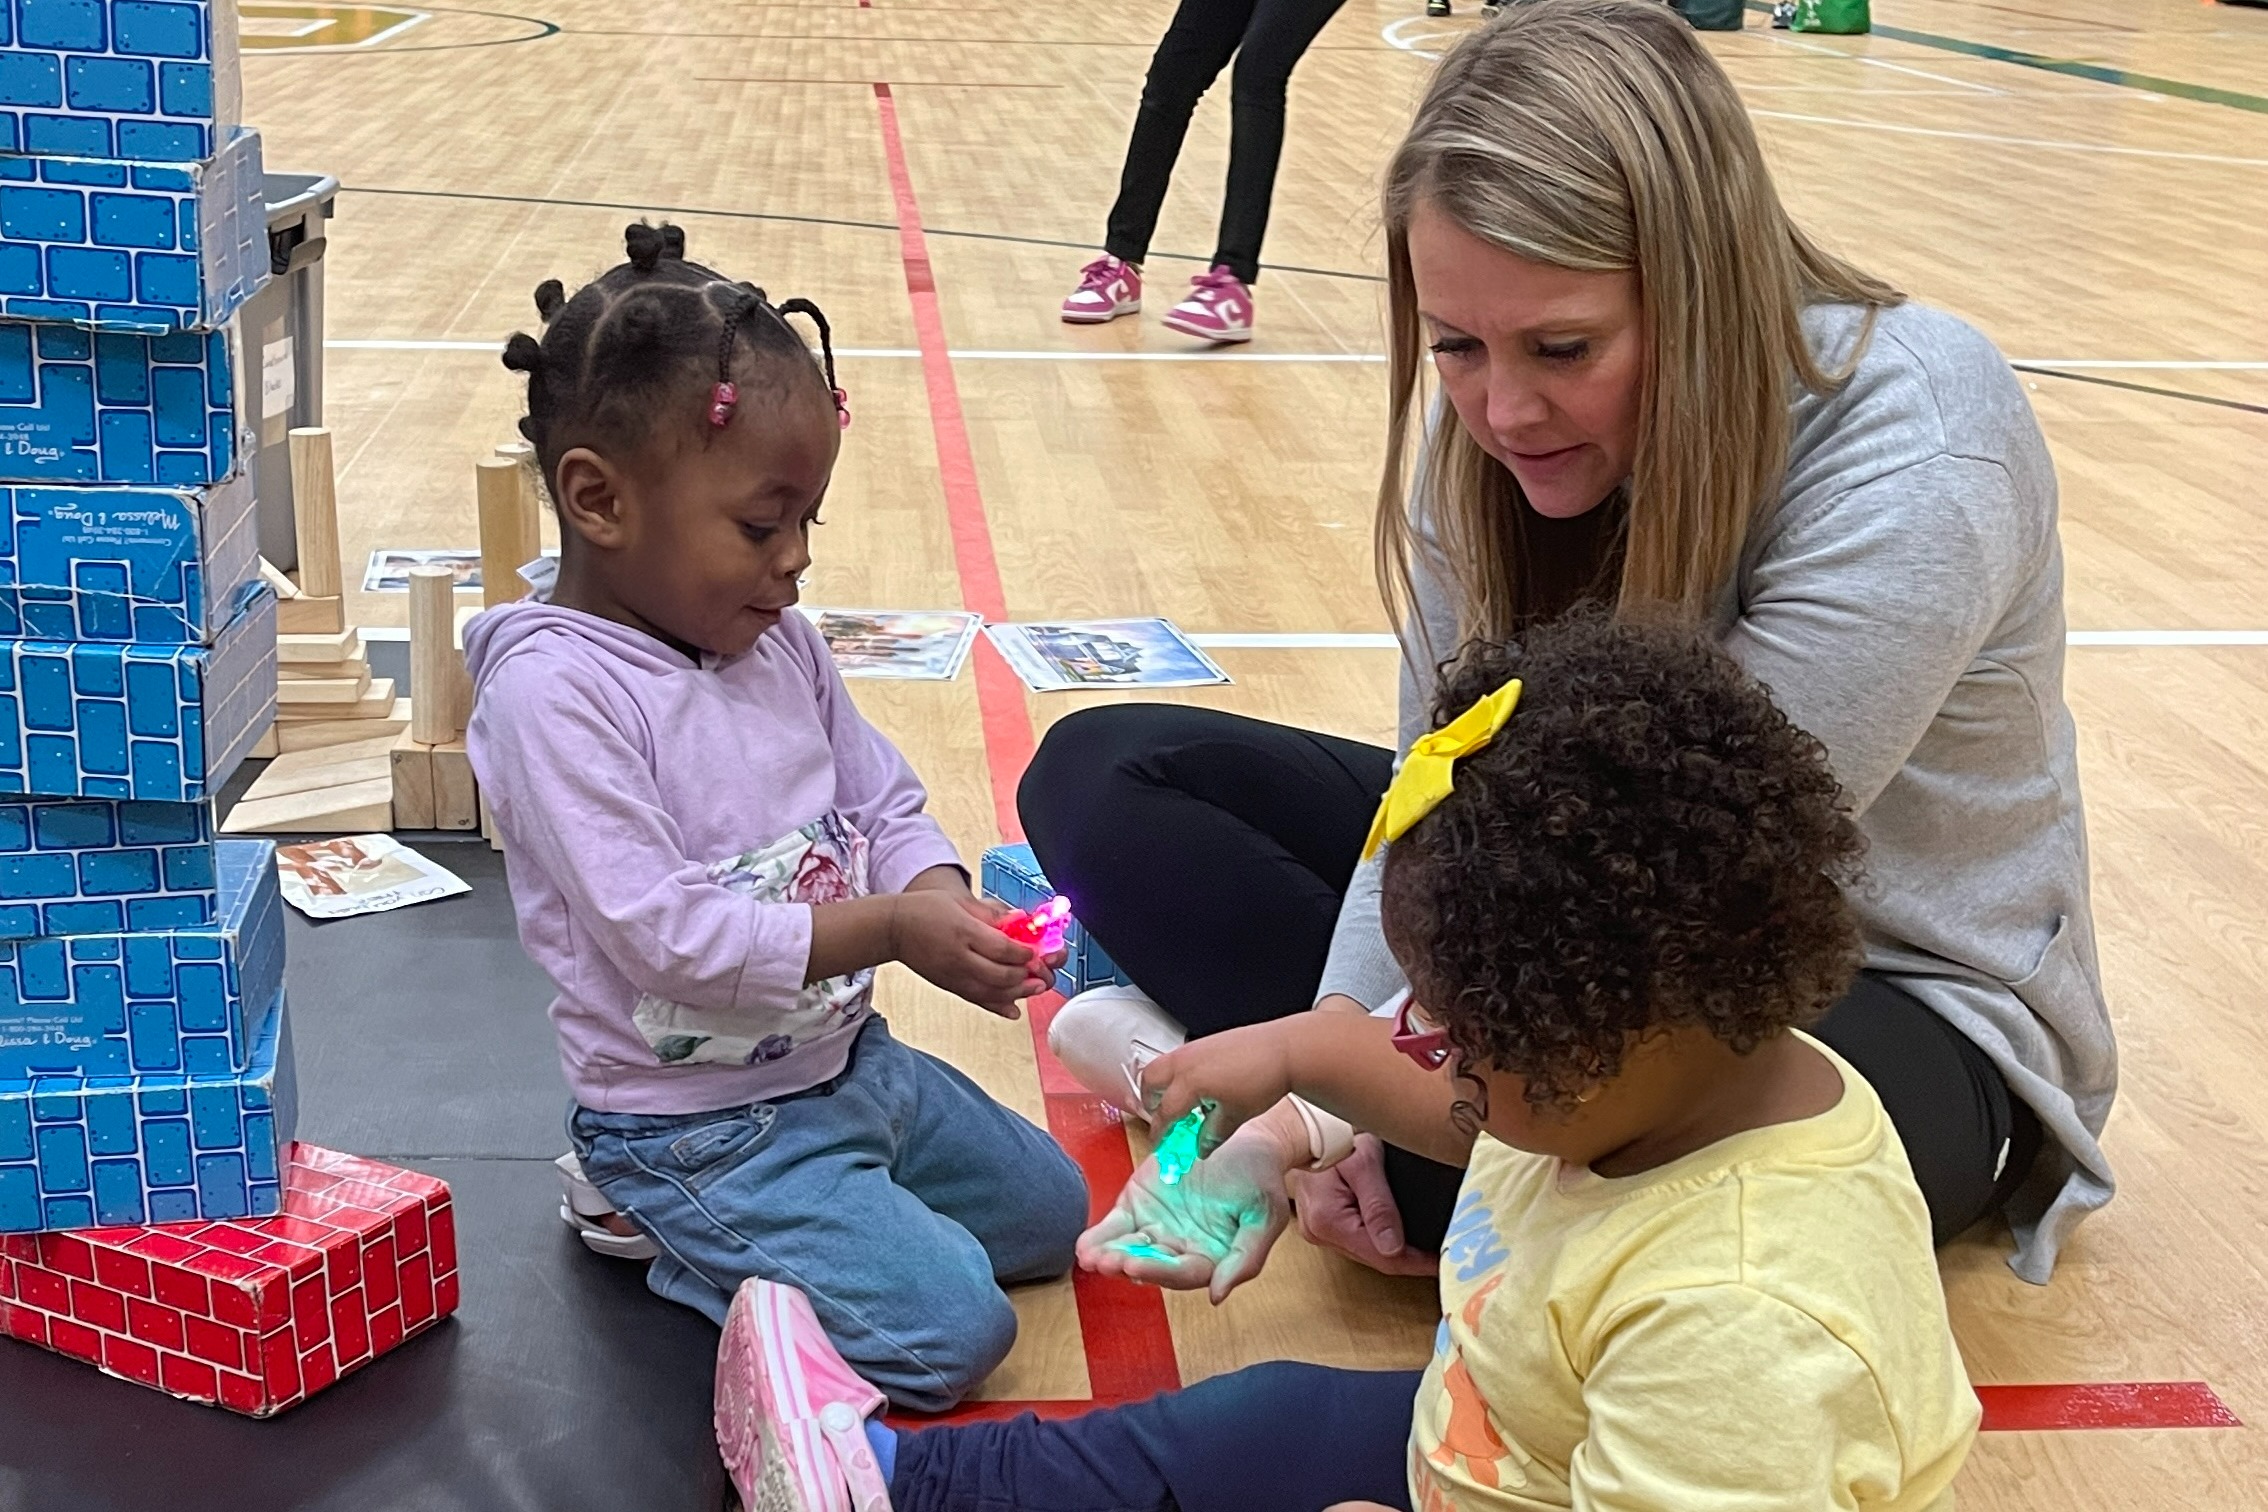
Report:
871,80,1031,842
1976,1381,2241,1432
872,78,1181,1410
863,77,2241,1449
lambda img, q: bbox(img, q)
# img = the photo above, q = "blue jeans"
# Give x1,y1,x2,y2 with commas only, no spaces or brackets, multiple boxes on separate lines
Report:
568,1017,1089,1412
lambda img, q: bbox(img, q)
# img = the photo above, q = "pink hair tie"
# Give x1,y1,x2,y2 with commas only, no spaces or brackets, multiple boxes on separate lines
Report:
833,387,851,431
709,382,738,428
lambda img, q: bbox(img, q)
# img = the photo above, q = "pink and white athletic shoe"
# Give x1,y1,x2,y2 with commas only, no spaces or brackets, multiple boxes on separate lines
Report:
1061,255,1142,324
1161,265,1255,344
716,1280,893,1512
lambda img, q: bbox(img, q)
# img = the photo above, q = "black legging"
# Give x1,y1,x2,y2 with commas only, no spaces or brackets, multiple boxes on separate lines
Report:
1019,703,2044,1253
1103,0,1348,286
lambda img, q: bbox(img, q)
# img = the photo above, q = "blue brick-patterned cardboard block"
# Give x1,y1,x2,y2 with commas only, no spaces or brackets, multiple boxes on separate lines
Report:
0,581,272,801
0,793,215,939
0,469,254,644
979,843,1132,999
0,0,242,164
0,319,237,484
0,984,292,1232
0,830,271,1071
0,126,264,334
0,837,275,1077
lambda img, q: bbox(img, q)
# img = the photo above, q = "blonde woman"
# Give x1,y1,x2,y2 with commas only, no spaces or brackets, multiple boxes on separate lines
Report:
1026,0,2113,1293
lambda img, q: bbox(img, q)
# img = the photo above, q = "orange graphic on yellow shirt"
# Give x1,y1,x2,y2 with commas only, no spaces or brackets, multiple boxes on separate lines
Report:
1429,1354,1512,1490
240,3,429,50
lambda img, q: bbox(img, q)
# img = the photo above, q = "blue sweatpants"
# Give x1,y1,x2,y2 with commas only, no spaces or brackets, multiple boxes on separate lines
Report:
891,1361,1422,1512
568,1017,1089,1412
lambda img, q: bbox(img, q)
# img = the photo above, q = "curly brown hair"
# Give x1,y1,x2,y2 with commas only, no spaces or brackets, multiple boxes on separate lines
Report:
1379,612,1865,1109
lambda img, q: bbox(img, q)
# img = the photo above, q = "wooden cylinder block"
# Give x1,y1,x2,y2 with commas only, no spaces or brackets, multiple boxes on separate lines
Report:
477,456,540,609
288,427,343,599
408,565,461,743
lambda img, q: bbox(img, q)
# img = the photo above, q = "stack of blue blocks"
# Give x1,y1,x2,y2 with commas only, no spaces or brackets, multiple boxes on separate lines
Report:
0,0,289,1236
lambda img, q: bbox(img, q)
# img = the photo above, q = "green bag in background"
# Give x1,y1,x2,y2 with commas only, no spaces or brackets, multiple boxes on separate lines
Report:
1672,0,1746,30
1791,0,1871,33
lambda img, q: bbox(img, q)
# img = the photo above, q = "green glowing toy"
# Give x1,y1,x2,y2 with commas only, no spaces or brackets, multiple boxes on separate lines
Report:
1154,1106,1209,1186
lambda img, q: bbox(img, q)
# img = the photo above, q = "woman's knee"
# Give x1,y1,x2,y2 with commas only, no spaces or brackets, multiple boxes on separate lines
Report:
1020,705,1169,852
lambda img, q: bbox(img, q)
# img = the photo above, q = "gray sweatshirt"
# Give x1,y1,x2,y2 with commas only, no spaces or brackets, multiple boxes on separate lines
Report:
1320,300,2114,1283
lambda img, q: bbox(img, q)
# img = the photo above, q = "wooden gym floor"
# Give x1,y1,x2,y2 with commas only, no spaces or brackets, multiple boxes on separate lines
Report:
239,0,2267,1503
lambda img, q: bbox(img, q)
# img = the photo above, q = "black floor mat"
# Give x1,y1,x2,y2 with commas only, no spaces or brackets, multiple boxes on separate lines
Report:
0,840,730,1512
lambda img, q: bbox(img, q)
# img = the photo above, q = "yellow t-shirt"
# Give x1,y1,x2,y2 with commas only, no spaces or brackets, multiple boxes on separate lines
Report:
1409,1033,1979,1512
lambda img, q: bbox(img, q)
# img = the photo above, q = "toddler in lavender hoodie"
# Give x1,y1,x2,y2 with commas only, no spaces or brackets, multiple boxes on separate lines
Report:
463,225,1087,1411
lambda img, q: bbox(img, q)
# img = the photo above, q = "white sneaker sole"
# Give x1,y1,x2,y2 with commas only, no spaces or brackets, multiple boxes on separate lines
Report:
1061,299,1140,325
1160,310,1253,343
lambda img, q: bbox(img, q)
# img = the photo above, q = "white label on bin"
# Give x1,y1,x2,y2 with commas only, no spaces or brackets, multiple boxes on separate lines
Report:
263,337,297,419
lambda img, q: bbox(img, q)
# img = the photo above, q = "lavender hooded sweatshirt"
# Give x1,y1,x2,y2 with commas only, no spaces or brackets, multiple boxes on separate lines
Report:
463,602,964,1114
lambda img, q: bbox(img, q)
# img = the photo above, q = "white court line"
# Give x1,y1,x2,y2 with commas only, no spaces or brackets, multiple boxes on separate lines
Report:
241,5,430,50
1746,110,2268,169
323,341,2268,370
359,625,2268,649
1379,18,2268,170
1761,30,2003,95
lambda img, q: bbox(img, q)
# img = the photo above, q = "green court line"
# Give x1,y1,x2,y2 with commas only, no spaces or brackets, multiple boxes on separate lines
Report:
1743,4,2268,114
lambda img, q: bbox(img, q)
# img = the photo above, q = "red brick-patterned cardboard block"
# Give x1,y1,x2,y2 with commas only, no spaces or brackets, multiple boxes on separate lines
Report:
0,1142,456,1416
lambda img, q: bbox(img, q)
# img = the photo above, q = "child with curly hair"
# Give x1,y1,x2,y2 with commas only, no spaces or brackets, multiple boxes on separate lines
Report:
706,612,1979,1511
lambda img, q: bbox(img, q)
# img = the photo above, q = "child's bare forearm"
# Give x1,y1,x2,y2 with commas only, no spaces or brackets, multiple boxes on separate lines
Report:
1281,1013,1479,1167
902,864,970,895
804,895,902,982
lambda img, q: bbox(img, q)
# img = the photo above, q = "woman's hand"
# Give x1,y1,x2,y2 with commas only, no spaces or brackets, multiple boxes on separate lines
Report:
1076,1105,1305,1304
1137,1019,1308,1155
1286,1134,1439,1278
888,890,1043,1017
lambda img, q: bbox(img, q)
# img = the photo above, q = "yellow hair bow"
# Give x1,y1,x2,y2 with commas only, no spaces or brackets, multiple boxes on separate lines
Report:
1361,677,1523,860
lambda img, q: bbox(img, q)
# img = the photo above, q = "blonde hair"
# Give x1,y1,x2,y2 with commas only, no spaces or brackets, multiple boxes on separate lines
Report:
1378,0,1902,647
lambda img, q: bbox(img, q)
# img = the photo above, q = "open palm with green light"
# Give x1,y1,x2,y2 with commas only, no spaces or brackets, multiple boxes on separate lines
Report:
1075,1119,1296,1305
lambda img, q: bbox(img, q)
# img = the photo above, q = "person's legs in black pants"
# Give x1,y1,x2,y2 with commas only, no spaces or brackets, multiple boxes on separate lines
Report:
1023,706,1466,1251
1019,705,1390,1037
1104,0,1260,269
1810,972,2044,1246
890,1361,1420,1512
1213,0,1348,283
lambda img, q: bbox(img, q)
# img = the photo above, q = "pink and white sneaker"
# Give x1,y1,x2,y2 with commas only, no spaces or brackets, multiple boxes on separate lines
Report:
1161,265,1255,344
1061,255,1142,324
716,1279,893,1512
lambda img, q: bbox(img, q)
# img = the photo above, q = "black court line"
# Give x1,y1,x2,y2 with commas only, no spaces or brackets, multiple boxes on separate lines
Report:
2012,365,2268,418
342,183,1388,283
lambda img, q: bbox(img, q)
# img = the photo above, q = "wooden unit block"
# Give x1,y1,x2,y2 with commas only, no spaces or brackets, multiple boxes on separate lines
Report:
278,629,363,665
480,791,500,851
275,670,375,706
431,741,478,830
390,730,436,830
250,723,280,759
280,658,371,682
278,594,345,635
259,558,300,600
273,698,411,752
221,734,397,834
277,678,396,723
477,456,540,610
289,428,344,599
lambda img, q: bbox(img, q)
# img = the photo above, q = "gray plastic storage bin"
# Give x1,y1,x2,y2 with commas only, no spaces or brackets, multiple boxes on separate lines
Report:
245,172,340,571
